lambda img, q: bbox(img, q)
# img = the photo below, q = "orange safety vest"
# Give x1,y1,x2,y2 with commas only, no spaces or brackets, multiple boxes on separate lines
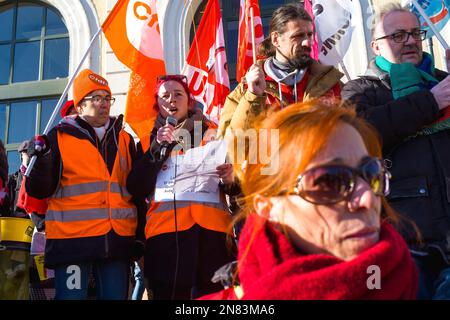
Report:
46,129,137,239
144,122,232,239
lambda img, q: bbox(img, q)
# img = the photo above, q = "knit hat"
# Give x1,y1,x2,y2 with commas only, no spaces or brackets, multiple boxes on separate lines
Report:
60,100,75,117
73,69,111,106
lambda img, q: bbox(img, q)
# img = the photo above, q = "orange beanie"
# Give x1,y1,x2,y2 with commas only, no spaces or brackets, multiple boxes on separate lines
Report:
73,69,111,106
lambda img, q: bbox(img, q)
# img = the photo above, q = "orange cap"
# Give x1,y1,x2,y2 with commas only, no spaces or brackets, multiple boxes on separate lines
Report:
73,69,111,106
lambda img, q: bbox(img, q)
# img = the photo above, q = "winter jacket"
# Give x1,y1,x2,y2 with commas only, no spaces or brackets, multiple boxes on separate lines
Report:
127,110,236,288
26,115,140,267
218,58,343,139
342,59,450,254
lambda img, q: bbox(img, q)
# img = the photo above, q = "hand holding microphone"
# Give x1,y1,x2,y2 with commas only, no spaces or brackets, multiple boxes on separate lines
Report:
157,116,178,160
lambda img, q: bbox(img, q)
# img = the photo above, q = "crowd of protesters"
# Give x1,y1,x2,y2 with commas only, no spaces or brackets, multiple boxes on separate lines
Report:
1,2,450,300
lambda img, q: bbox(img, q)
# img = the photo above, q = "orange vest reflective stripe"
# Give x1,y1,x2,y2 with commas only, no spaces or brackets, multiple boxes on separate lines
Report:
46,129,137,239
145,199,232,238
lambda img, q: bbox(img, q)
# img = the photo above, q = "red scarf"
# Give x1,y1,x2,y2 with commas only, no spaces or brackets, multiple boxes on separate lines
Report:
233,215,417,300
201,216,418,300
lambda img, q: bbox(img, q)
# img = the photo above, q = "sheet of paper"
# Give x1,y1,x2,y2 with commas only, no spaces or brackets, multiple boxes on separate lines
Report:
154,140,227,203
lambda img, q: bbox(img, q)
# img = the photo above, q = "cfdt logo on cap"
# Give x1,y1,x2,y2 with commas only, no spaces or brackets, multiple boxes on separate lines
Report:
88,74,108,86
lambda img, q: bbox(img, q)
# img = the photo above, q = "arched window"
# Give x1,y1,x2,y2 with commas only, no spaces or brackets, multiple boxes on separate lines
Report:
0,0,69,174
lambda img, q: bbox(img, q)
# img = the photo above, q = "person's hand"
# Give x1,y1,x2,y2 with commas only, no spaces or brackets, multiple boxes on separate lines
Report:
430,75,450,110
217,163,234,185
27,135,50,158
156,124,175,145
245,64,266,96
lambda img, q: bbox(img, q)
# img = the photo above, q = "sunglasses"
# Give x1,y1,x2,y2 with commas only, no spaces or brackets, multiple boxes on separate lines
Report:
157,74,188,83
281,157,390,205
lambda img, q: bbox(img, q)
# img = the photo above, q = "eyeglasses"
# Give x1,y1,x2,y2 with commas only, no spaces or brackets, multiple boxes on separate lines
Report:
280,157,391,205
375,29,427,43
157,74,188,83
83,95,116,105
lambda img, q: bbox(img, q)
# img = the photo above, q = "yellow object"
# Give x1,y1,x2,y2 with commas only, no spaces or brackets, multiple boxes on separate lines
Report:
34,255,48,281
0,217,34,244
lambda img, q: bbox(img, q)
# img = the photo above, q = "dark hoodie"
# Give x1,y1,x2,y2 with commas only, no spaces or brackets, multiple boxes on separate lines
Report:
25,115,142,267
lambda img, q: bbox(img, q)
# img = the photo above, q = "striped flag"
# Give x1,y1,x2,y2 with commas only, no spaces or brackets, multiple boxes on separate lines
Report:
182,0,230,124
236,0,264,82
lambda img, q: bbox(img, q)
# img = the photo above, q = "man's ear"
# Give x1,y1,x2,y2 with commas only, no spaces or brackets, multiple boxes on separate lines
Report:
271,31,280,48
371,40,380,56
253,194,273,219
76,104,83,114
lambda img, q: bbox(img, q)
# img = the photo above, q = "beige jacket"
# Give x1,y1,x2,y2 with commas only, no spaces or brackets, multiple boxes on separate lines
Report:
218,59,343,139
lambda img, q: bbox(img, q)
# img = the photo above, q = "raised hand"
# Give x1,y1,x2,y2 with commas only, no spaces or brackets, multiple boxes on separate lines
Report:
246,64,267,96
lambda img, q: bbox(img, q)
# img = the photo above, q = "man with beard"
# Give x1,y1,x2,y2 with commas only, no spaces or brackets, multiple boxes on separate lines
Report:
214,4,342,246
217,3,343,139
342,4,450,299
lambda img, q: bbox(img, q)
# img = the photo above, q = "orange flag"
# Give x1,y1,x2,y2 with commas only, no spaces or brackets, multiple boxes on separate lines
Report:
102,0,166,151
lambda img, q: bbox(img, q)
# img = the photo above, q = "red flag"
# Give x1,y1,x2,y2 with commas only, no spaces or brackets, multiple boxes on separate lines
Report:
102,0,166,150
304,0,319,61
236,0,264,82
182,0,230,124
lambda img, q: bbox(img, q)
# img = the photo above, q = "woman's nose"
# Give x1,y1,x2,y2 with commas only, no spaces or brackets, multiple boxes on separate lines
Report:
348,177,378,212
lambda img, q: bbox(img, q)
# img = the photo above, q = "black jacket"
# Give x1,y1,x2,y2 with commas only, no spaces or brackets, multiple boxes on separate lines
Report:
25,115,141,267
127,113,237,288
342,60,450,253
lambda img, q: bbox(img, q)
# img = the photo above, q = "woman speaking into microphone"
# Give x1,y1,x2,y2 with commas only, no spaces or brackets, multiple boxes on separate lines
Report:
126,75,236,300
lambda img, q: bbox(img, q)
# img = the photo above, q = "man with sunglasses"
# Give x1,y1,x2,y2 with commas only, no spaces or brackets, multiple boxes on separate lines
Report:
24,69,142,300
342,4,450,299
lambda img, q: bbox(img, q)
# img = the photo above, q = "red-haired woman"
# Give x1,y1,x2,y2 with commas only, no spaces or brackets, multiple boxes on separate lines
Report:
202,101,418,300
127,75,237,300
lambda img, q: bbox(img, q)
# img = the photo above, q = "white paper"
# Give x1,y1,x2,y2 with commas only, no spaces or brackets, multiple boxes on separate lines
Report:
154,140,228,203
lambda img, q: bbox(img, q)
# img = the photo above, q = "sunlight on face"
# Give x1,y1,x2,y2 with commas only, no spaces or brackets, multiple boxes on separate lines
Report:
157,81,190,122
257,123,382,261
78,89,111,127
372,11,423,65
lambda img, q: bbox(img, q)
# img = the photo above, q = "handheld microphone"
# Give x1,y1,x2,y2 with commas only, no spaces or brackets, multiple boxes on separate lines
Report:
160,116,178,160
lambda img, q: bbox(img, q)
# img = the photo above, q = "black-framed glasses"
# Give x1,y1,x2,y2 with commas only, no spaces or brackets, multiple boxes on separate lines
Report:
280,157,391,205
375,29,427,43
157,74,188,83
83,95,116,105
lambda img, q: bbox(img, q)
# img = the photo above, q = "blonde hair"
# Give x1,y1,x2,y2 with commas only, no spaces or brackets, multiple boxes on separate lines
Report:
372,3,419,38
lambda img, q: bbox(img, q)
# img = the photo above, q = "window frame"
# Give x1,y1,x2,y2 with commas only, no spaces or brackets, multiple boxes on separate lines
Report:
0,0,69,174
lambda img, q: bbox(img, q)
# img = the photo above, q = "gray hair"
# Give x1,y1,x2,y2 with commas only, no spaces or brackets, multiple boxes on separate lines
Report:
372,3,420,38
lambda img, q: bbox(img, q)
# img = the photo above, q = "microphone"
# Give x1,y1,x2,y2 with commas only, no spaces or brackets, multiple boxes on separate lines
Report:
160,116,178,160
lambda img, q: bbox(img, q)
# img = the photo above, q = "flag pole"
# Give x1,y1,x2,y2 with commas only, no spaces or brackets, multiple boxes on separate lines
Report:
25,27,103,177
410,0,450,50
339,60,351,82
250,7,257,64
